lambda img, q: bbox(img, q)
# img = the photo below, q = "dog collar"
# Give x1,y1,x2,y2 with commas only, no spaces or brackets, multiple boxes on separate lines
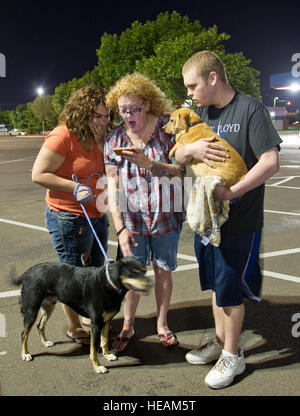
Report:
177,122,198,133
105,263,125,295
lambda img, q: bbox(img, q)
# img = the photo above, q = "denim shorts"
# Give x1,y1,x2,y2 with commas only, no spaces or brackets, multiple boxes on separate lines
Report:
130,224,182,271
194,230,262,307
45,205,109,267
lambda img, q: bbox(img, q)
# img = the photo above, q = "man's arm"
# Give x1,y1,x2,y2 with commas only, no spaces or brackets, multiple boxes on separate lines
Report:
175,136,230,168
213,147,280,201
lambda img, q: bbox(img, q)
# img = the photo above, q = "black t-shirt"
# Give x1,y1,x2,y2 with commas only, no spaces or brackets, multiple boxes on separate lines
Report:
196,91,282,235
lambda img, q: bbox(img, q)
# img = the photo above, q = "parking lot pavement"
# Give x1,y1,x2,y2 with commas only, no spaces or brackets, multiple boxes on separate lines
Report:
279,132,300,149
0,135,299,398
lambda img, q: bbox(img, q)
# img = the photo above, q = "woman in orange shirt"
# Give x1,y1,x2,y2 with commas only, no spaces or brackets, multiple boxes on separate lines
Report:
32,86,111,344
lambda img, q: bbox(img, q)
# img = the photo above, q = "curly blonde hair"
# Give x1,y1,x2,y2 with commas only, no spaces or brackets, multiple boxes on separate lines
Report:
106,73,173,116
59,86,113,143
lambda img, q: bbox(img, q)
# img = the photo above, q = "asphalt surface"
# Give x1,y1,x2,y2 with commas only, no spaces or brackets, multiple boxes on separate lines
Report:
0,134,299,403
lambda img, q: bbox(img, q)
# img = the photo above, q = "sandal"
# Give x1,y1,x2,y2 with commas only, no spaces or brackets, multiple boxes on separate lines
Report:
158,330,178,348
66,331,90,345
81,318,91,328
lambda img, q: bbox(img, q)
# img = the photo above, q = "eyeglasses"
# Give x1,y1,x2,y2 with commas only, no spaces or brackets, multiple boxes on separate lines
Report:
118,102,144,116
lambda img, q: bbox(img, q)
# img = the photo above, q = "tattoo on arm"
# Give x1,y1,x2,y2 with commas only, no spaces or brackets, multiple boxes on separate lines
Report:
149,160,186,179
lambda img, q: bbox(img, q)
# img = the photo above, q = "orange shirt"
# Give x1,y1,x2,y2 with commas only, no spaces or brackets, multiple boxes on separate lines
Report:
43,125,106,218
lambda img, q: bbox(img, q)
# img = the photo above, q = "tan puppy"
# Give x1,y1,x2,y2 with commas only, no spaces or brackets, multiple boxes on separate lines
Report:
166,108,247,187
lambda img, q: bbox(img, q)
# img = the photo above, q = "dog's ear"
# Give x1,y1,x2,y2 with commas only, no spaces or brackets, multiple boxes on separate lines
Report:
118,256,133,266
187,109,201,124
119,256,146,269
118,256,146,276
175,112,188,131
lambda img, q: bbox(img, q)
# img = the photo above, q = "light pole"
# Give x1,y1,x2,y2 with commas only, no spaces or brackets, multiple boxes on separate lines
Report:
36,87,45,133
273,96,279,107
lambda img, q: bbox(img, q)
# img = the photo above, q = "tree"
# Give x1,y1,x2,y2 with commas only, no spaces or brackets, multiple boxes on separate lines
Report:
52,67,103,116
0,110,13,126
30,95,57,132
11,104,40,133
136,29,228,106
95,11,261,104
96,11,203,89
137,36,261,105
220,52,261,100
9,11,262,132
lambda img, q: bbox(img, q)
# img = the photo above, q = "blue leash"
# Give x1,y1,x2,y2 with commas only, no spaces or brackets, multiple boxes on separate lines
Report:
72,173,113,264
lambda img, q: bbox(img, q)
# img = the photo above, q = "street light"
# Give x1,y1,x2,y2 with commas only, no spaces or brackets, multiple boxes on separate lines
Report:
290,83,300,92
37,87,44,96
273,96,279,107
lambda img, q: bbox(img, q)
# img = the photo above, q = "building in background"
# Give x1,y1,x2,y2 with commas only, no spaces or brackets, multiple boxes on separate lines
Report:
267,106,288,130
268,72,300,130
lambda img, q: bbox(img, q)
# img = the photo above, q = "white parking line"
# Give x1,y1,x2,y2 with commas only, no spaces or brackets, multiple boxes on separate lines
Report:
0,218,119,247
264,210,300,216
0,156,35,165
0,216,299,301
0,290,20,299
262,271,300,284
266,174,300,189
0,218,48,232
269,177,296,186
260,248,300,258
266,185,300,190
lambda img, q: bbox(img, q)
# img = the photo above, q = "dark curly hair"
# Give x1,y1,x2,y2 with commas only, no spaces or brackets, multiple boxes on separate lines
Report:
59,86,114,143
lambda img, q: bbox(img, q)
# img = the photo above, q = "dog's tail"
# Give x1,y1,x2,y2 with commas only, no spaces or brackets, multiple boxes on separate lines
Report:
9,263,22,286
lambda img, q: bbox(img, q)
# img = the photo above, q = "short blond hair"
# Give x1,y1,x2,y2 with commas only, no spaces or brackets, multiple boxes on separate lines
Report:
182,50,228,84
106,72,173,116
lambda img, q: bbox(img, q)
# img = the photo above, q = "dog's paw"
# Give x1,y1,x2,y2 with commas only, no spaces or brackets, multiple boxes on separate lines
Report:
43,340,55,348
103,352,118,362
22,353,33,362
94,365,109,374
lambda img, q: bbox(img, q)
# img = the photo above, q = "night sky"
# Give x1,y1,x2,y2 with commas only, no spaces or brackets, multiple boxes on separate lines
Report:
1,0,300,111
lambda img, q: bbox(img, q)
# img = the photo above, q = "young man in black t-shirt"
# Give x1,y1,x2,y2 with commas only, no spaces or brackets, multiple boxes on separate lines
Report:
176,50,282,389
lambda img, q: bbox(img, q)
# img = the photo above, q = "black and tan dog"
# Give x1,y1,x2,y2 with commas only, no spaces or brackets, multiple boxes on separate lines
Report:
11,257,152,374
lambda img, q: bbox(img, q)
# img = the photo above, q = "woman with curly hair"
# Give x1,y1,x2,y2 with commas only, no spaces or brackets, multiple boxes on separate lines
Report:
32,86,111,344
104,73,186,352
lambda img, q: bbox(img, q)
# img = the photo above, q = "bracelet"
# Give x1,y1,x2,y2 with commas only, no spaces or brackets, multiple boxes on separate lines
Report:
116,226,127,236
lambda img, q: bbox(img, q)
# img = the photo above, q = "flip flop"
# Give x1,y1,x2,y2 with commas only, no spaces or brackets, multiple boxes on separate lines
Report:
158,331,178,348
112,333,134,354
66,332,90,345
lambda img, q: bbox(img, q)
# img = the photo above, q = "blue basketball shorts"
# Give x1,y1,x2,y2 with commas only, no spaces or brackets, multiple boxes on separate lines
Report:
194,230,262,307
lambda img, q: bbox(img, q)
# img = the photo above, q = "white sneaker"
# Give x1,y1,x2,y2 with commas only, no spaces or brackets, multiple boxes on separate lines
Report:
185,338,223,365
205,349,246,389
